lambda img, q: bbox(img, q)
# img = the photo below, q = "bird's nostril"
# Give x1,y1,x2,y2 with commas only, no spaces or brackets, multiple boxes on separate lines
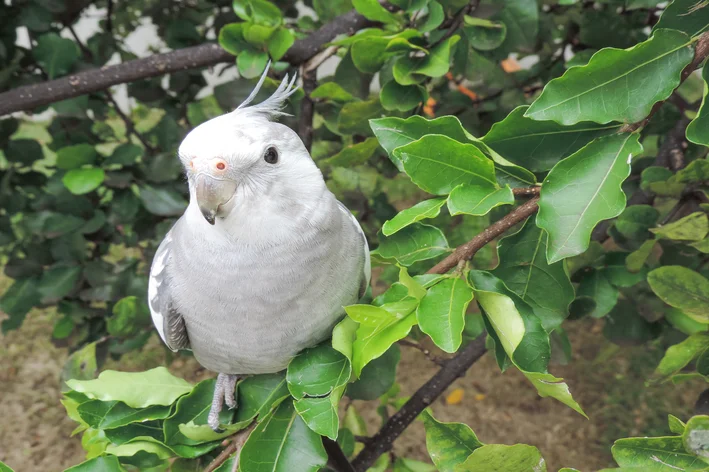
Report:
189,160,195,169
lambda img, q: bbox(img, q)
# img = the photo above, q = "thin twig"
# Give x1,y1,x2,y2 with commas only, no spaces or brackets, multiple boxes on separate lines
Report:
106,0,114,34
398,339,446,367
204,422,256,472
429,197,540,274
433,0,481,47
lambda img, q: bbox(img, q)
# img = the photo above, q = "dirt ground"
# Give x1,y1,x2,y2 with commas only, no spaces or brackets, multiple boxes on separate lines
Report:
0,307,703,472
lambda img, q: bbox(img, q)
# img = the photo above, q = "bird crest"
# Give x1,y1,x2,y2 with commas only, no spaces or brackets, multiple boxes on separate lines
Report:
232,61,299,122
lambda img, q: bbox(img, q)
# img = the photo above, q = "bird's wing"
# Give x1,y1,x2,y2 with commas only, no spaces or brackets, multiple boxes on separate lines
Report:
337,201,371,299
148,229,191,352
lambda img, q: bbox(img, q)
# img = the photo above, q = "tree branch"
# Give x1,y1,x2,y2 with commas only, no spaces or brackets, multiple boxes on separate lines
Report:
352,335,488,471
428,197,540,274
0,9,376,116
350,198,540,470
204,422,256,472
512,186,541,197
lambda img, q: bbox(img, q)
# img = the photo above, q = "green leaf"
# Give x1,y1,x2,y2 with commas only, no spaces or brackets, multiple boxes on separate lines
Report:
108,296,150,337
346,303,418,376
237,49,269,79
64,456,126,472
524,371,586,418
469,271,585,416
493,0,538,54
4,139,43,165
346,344,400,400
0,278,40,331
537,133,642,263
380,81,426,112
234,372,290,423
481,106,620,172
66,367,192,408
447,185,514,217
370,115,470,171
267,28,294,61
612,436,707,470
287,344,351,398
614,205,660,243
63,168,105,195
669,414,687,434
419,1,444,32
417,277,474,353
651,212,709,241
415,36,460,77
655,0,709,37
105,143,143,167
462,16,507,51
394,135,496,195
56,144,98,170
37,265,82,304
683,415,709,459
240,400,328,472
338,99,384,135
648,266,709,322
77,400,170,430
676,159,709,184
322,137,379,168
421,410,483,472
219,23,249,55
688,62,709,146
311,82,355,103
377,223,450,266
293,390,341,440
394,458,437,472
456,444,546,472
652,333,709,382
383,198,447,236
164,378,234,445
139,185,188,217
32,32,79,78
666,308,709,336
575,269,619,319
525,29,694,125
492,218,574,330
234,0,283,25
352,0,402,24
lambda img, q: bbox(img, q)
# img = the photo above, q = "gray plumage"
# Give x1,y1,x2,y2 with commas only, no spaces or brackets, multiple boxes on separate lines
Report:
148,67,370,383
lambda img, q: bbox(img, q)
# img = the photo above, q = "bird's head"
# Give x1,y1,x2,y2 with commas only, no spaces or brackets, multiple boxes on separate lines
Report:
178,65,323,226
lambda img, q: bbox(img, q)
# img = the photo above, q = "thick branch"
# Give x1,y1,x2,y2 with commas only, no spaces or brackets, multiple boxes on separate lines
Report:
0,10,375,116
512,186,541,197
352,335,487,471
428,197,540,274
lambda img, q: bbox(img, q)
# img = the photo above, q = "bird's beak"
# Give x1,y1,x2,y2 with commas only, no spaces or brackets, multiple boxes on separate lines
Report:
194,174,237,225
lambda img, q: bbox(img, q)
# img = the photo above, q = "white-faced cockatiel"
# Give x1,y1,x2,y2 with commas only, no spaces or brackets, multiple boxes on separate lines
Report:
148,66,371,431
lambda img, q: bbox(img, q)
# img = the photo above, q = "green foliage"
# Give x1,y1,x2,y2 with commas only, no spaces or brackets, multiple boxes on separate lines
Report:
8,0,709,470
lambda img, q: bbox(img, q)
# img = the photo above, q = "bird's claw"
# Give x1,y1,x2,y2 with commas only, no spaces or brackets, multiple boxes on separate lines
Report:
208,373,240,432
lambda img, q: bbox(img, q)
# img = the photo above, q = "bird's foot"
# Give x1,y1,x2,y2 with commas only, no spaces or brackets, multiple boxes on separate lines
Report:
208,373,240,432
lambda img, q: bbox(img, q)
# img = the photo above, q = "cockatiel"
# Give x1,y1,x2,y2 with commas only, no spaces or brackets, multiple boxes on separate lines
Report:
148,66,371,431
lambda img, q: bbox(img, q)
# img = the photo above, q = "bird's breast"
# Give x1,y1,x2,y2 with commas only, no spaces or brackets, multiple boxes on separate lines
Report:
167,213,363,374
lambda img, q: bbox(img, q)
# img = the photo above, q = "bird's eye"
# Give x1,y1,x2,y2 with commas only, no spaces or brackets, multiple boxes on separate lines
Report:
264,146,279,164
